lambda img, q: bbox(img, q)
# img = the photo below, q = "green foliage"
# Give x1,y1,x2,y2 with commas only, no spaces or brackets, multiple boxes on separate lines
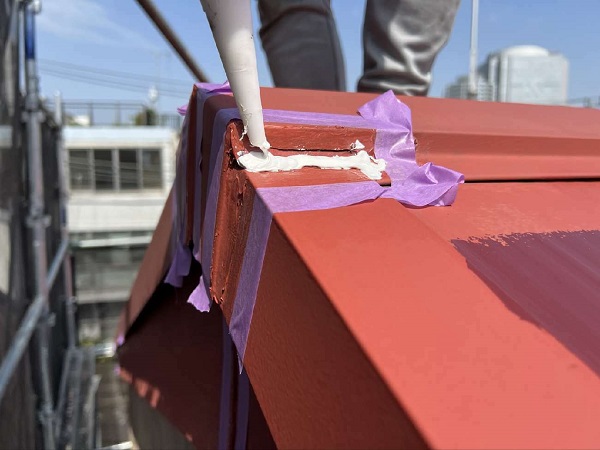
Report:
133,107,157,126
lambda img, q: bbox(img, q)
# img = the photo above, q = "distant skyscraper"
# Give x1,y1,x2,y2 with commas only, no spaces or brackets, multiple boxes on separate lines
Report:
445,45,569,105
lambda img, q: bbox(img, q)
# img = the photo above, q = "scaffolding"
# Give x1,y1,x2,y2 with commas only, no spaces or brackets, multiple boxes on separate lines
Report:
0,1,97,448
0,0,206,447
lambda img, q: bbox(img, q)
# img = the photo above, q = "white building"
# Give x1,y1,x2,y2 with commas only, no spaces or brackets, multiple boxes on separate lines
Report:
63,126,178,343
444,75,495,102
445,45,569,105
65,126,177,235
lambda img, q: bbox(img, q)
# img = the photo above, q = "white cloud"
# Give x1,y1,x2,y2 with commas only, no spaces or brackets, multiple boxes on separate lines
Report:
38,0,155,50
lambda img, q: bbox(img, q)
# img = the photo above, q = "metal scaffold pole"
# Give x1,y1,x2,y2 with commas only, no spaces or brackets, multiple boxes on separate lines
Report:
53,91,78,350
0,2,84,449
23,1,56,448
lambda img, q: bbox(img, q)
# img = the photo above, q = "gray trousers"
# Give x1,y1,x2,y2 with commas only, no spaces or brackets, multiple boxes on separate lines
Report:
257,0,460,95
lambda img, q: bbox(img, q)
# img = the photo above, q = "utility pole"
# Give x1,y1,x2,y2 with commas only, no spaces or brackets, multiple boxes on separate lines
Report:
468,0,479,100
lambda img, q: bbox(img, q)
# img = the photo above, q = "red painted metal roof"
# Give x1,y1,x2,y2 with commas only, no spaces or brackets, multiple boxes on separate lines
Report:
256,88,600,180
252,188,600,449
118,87,600,449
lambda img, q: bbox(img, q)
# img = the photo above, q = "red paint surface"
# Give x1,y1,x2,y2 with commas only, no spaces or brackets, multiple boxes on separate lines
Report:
258,87,600,181
119,87,600,449
453,230,600,378
409,181,600,239
211,165,600,447
119,272,222,449
201,87,600,181
211,123,256,315
244,218,427,449
262,199,600,448
266,122,376,153
116,188,174,340
118,263,276,450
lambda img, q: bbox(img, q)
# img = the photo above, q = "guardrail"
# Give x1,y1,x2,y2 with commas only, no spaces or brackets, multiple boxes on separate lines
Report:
44,100,183,129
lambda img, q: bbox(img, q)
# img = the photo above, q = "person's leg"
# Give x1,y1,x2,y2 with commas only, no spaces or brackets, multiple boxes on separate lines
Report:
257,0,346,91
358,0,460,95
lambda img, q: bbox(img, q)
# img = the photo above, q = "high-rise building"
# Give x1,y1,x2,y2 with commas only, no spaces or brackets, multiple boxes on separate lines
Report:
445,45,569,105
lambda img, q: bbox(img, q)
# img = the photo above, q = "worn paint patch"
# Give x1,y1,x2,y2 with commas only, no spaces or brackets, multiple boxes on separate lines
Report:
453,230,600,377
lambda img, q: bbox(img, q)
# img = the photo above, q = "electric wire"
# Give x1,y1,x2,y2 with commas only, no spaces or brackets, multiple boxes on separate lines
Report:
39,66,191,99
39,58,194,87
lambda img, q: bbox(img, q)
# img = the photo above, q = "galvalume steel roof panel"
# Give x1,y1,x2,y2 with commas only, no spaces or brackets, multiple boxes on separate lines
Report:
118,87,600,449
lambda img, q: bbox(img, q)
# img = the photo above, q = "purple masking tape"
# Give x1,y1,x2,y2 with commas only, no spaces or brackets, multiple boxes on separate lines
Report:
263,109,369,128
382,162,465,207
229,194,272,364
187,275,212,312
165,83,233,288
179,82,231,116
195,143,224,307
359,91,430,188
192,106,238,263
196,81,232,94
191,89,213,262
358,90,415,163
192,109,240,305
164,243,192,287
186,107,240,308
164,109,193,288
433,183,461,206
256,181,385,214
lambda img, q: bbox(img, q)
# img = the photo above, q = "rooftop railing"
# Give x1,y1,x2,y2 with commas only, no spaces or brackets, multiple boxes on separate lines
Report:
44,100,183,129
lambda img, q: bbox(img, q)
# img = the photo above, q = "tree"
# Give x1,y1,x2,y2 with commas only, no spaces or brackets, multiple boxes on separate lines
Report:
133,107,157,126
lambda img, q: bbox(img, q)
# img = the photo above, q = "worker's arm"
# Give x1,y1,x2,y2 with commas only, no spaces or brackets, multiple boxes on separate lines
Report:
199,0,270,154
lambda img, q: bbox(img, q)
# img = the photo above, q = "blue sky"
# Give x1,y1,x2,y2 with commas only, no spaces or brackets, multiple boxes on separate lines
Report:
37,0,599,113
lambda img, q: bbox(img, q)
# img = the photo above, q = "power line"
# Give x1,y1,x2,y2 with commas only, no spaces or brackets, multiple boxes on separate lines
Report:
39,58,194,86
134,0,208,82
39,65,190,94
39,66,191,99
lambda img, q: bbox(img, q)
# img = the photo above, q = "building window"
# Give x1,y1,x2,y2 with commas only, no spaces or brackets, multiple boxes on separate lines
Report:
94,149,114,190
69,149,92,189
73,241,148,304
118,149,138,190
69,148,162,191
142,149,162,188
